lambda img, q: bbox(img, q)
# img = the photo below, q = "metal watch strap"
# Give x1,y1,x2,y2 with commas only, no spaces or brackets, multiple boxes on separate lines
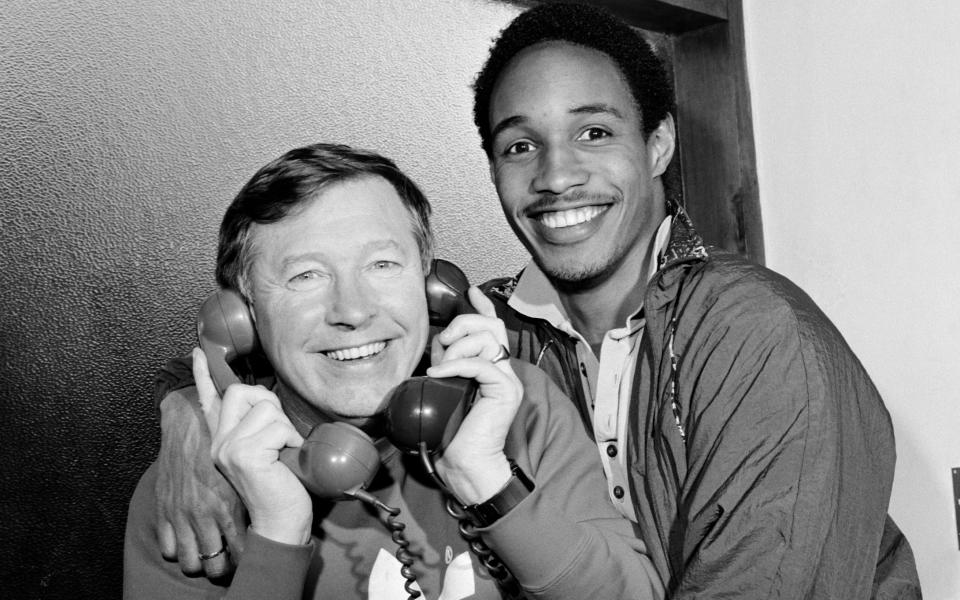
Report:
465,460,535,527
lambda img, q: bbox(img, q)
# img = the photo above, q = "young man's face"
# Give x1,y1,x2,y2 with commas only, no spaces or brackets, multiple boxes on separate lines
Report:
488,41,673,288
246,176,429,423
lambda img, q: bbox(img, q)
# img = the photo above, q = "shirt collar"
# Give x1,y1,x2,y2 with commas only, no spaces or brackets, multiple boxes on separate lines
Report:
508,215,673,338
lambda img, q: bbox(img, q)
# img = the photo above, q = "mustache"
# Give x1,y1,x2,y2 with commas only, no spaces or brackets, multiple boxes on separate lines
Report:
525,190,620,214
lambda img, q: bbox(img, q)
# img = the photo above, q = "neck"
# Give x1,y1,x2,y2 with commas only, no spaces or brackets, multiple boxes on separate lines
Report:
555,233,659,350
275,381,386,439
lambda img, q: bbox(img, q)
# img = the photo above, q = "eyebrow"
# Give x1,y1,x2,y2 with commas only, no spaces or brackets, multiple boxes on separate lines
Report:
278,240,404,270
490,103,627,141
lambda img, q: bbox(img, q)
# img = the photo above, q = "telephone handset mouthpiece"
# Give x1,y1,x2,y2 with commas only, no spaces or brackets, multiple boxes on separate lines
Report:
278,421,380,500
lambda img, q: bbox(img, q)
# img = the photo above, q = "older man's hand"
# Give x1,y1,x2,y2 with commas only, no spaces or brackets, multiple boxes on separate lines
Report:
429,286,521,505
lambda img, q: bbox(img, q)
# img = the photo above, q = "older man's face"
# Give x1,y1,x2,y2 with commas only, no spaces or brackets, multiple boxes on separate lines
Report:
247,175,429,422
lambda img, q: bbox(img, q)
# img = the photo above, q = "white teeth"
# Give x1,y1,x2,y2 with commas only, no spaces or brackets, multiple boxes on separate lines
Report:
324,341,386,361
538,206,605,229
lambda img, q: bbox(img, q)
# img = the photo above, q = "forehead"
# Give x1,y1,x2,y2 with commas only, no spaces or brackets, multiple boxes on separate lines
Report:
249,175,418,261
490,41,636,121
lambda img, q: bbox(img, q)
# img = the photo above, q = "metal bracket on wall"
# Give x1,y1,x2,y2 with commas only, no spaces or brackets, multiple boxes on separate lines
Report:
953,467,960,550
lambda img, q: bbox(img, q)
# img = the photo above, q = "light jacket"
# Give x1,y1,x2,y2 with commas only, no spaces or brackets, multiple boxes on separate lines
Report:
482,208,920,599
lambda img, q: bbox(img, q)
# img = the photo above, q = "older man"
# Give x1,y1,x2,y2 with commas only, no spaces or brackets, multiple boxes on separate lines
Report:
123,143,661,599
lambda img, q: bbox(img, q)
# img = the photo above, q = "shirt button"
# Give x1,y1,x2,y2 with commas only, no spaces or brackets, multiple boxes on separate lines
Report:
613,486,625,499
606,444,618,457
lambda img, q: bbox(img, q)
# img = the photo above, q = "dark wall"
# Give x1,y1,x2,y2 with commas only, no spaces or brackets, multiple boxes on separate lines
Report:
0,171,211,597
0,2,527,598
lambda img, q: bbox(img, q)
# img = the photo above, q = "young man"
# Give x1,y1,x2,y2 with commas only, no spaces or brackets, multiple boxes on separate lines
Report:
152,3,921,598
471,3,919,598
124,143,662,599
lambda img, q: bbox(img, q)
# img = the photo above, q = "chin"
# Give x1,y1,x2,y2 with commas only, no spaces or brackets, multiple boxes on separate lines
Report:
539,257,608,284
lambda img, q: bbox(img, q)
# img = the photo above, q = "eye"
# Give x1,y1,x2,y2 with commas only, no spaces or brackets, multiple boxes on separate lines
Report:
368,260,403,276
287,270,326,290
576,127,611,142
504,139,536,156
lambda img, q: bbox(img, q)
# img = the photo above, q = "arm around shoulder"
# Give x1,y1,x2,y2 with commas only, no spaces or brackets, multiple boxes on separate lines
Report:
125,462,312,600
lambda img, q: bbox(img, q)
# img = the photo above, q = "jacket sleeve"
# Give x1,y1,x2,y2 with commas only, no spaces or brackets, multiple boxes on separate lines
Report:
154,352,277,413
483,361,664,600
154,353,196,413
123,462,313,600
665,285,900,598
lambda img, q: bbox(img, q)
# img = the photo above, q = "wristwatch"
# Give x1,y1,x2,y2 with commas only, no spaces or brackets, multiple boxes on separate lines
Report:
464,460,535,527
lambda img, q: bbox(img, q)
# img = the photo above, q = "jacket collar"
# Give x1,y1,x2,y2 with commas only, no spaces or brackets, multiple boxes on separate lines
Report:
659,202,708,268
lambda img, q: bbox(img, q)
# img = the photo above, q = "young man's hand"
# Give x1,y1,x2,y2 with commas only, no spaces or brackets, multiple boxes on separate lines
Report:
155,385,246,579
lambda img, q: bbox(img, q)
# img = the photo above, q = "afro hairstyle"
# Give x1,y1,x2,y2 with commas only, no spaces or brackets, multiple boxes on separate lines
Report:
473,2,674,157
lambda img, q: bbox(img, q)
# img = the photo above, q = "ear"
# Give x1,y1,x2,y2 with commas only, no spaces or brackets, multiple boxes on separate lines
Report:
647,113,676,179
487,159,497,186
246,296,258,325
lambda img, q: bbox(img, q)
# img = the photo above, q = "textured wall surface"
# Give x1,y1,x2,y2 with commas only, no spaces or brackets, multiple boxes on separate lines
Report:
0,1,523,597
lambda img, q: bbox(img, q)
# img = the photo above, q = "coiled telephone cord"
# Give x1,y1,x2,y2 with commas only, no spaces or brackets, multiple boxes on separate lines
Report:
418,444,525,599
349,489,422,600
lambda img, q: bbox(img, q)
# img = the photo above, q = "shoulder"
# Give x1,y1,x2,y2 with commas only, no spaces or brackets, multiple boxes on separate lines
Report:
670,252,884,414
672,251,838,340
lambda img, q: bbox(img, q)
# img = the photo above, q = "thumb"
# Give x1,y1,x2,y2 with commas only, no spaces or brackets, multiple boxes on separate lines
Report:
467,286,496,318
192,347,222,435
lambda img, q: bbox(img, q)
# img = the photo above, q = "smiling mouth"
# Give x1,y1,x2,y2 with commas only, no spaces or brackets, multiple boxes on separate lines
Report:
323,341,387,361
535,205,608,229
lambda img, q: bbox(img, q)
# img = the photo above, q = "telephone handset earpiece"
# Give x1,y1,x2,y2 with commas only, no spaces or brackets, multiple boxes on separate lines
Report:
426,258,476,325
196,289,260,398
384,258,479,455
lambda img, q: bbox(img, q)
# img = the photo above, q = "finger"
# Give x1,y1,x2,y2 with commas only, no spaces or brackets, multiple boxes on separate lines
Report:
215,387,282,447
174,515,203,575
215,417,304,478
218,398,297,452
427,355,520,388
467,286,497,318
436,313,509,350
192,348,221,434
439,330,503,362
221,502,246,560
229,419,304,459
158,518,178,560
430,336,444,367
194,525,230,579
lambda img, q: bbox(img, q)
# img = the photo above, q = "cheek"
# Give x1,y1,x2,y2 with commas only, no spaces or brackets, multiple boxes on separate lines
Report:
493,164,526,202
255,300,313,355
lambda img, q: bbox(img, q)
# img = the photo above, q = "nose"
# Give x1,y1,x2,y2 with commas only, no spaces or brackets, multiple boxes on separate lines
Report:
532,144,588,195
324,274,377,329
